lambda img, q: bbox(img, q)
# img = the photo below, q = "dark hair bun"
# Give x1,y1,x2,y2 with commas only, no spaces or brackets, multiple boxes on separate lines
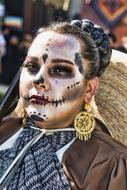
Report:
71,20,82,28
71,19,112,77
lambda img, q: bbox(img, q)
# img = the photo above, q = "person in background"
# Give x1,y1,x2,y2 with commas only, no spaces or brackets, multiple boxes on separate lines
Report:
2,29,22,85
18,33,33,65
107,31,117,49
0,28,6,77
0,19,127,190
117,36,127,53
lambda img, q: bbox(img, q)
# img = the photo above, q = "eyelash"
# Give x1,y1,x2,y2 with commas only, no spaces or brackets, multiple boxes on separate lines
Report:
48,66,73,78
23,62,40,74
23,62,74,78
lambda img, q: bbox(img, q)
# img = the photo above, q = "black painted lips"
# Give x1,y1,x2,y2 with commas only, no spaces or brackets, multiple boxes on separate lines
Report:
30,114,44,121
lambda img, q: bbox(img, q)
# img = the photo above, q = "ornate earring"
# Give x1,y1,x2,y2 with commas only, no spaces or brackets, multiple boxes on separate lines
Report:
74,103,95,141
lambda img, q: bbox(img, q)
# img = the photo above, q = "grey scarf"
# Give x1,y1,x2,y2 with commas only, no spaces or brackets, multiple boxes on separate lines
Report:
0,119,75,189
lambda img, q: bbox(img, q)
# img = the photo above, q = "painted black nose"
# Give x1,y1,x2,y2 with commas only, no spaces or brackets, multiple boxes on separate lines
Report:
33,76,44,85
33,76,49,90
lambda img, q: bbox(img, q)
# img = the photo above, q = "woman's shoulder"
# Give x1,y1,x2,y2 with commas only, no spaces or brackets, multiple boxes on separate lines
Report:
64,127,127,161
62,128,127,189
0,116,22,145
93,127,127,156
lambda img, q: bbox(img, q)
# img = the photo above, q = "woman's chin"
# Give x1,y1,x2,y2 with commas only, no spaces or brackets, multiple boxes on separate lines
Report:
32,117,55,129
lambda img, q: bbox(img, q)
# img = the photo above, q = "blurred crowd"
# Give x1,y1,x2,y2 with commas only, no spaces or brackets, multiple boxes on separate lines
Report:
0,26,32,85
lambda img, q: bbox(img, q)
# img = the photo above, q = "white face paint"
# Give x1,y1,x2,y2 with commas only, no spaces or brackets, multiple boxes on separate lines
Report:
20,31,88,129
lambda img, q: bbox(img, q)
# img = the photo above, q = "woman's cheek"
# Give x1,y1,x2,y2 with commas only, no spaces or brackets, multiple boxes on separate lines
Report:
20,73,33,97
20,80,32,96
19,82,26,97
19,80,32,96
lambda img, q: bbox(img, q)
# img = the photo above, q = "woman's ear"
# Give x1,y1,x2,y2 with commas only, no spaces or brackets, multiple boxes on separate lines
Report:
84,77,99,103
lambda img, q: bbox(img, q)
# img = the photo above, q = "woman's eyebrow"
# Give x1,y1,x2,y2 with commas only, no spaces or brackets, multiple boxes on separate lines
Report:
26,56,40,62
23,57,40,66
52,59,74,65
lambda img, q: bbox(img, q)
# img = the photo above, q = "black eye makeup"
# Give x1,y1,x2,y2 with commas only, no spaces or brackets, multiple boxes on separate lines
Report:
48,65,74,78
23,60,40,74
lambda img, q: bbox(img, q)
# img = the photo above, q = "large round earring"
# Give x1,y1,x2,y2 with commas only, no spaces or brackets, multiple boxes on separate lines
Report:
74,103,95,141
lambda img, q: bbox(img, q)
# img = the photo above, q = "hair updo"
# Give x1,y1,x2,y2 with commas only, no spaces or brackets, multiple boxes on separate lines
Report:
37,19,112,79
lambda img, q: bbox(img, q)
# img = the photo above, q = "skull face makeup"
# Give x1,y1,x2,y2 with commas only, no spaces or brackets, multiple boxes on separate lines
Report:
20,31,90,129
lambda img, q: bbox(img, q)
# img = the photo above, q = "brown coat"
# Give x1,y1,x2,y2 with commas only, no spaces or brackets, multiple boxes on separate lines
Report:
63,128,127,190
0,118,127,190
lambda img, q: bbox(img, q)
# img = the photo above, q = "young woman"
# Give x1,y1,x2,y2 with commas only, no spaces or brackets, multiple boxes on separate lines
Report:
0,20,127,190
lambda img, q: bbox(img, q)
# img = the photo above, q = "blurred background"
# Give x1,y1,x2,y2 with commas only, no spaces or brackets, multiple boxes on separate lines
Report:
0,0,127,97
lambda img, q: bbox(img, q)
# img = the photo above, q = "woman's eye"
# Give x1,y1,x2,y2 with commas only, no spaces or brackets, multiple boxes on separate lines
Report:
48,66,73,78
23,62,40,74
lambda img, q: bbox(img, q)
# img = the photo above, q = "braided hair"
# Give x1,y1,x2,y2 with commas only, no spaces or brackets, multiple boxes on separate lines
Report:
37,19,112,79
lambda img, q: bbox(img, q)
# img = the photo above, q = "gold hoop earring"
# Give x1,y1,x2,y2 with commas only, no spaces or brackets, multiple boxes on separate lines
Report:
74,103,95,141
